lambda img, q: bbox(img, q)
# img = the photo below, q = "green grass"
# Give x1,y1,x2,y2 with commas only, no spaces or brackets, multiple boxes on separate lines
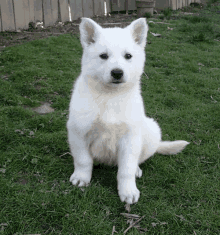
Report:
1,2,220,234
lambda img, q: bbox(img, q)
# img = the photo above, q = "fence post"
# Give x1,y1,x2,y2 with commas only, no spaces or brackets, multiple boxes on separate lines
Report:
59,0,69,22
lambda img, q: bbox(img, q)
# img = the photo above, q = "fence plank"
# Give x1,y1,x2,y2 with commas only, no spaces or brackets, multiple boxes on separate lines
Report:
83,0,94,17
13,0,26,30
170,0,177,10
69,0,75,21
14,0,31,29
1,0,15,31
105,0,111,13
29,0,35,22
0,6,2,31
43,0,53,26
23,0,30,27
111,0,126,11
127,0,136,10
94,0,104,16
34,0,43,22
51,0,59,23
69,0,82,21
182,0,186,7
59,0,69,22
174,0,177,10
155,0,170,10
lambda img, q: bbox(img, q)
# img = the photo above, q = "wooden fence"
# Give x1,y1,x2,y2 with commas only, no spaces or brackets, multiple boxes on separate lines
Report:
0,0,111,31
111,0,203,11
155,0,202,11
0,0,204,32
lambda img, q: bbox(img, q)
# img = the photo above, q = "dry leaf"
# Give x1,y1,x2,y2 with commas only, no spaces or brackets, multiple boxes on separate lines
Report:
175,214,185,221
150,32,161,37
123,215,145,234
0,168,6,173
121,213,140,219
111,225,117,235
29,131,34,136
160,222,168,225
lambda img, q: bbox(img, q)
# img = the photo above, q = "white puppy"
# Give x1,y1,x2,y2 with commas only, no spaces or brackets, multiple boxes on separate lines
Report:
67,18,189,204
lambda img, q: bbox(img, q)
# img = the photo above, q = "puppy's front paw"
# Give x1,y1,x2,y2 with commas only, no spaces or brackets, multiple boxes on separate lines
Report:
118,180,140,204
70,171,91,187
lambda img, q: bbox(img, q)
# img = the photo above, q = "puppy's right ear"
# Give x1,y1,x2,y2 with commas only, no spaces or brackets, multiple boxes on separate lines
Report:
126,18,148,48
80,18,102,48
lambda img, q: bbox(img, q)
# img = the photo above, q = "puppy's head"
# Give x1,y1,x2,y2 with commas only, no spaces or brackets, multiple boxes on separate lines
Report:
79,18,148,91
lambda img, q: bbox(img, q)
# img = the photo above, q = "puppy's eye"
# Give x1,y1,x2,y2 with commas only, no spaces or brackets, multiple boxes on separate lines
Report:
125,53,132,60
100,53,108,60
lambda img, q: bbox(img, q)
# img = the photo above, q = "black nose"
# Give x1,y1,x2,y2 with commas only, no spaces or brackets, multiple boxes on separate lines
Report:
111,69,123,83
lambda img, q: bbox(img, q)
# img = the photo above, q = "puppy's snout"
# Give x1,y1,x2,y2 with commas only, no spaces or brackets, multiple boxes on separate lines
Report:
111,69,124,83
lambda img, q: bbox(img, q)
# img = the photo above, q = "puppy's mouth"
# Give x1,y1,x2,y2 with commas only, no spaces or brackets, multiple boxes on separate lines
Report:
112,81,123,84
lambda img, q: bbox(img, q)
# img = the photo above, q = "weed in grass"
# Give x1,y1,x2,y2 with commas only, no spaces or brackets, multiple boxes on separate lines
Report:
178,23,194,33
144,12,151,19
209,0,219,3
182,15,211,23
206,0,219,8
178,11,218,43
162,7,172,20
215,32,220,40
190,32,210,44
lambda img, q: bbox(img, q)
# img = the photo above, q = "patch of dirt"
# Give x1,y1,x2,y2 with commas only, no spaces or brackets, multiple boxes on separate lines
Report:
0,12,138,50
32,102,55,114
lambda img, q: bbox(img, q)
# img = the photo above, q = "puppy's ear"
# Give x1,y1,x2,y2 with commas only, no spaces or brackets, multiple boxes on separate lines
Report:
80,18,102,48
127,18,148,48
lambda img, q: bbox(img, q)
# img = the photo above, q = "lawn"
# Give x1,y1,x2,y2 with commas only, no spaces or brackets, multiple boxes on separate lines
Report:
0,1,220,234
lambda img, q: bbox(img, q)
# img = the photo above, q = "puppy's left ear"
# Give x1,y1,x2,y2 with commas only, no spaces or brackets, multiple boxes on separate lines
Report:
127,18,148,48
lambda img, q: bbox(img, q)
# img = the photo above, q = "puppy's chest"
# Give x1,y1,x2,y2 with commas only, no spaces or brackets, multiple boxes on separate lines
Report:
86,116,129,165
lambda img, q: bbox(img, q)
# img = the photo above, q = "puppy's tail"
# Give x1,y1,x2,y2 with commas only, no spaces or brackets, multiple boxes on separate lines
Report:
156,141,190,155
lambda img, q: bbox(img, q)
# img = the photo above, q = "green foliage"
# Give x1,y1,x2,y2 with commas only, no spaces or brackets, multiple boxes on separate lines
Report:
158,15,165,20
163,7,172,20
144,12,152,19
190,32,209,43
206,0,219,7
209,0,219,3
182,15,211,23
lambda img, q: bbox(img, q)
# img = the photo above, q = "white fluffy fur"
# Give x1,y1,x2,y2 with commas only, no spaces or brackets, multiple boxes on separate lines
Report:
67,18,189,204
